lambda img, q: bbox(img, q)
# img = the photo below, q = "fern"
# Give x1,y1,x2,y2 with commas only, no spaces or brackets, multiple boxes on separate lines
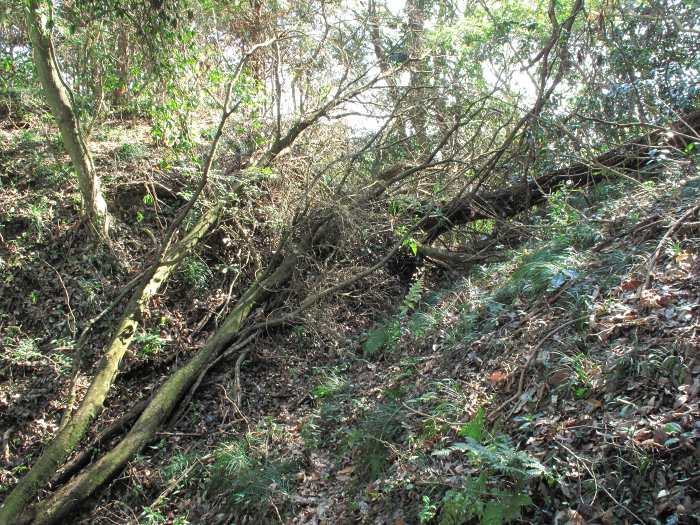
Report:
400,273,424,317
457,437,546,481
439,475,486,525
211,440,252,478
346,402,406,481
431,412,544,525
407,307,441,338
362,319,400,358
458,407,486,442
495,245,578,303
438,473,532,525
362,272,424,358
207,438,299,519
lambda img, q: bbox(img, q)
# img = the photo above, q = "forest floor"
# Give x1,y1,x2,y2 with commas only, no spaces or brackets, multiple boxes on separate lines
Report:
1,116,698,525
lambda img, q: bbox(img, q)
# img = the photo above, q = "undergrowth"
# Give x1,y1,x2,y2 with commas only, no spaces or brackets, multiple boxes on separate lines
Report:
345,402,407,481
207,424,300,521
362,271,427,359
291,174,700,523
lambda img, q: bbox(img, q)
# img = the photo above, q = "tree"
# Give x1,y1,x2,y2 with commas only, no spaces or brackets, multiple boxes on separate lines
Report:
24,0,111,239
2,0,699,522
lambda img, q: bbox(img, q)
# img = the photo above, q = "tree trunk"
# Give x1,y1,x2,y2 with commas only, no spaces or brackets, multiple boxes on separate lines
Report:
1,73,245,524
0,206,220,525
6,68,423,524
112,28,129,106
421,108,700,242
405,0,429,155
22,253,299,525
25,0,111,239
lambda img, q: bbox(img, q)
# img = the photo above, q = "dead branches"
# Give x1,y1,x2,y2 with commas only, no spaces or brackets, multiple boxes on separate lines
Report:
640,201,700,295
421,108,700,242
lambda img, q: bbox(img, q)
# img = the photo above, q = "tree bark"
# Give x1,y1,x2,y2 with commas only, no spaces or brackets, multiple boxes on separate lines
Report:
405,0,429,154
421,108,700,242
112,28,129,106
2,62,353,522
25,0,111,239
0,206,220,525
22,252,299,525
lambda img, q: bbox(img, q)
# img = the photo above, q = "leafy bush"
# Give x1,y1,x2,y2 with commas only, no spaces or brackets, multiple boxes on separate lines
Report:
0,54,42,121
546,189,602,248
9,337,42,362
116,142,148,161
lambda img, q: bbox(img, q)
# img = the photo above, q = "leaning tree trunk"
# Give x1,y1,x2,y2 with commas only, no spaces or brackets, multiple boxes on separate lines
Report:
0,206,220,525
0,74,244,525
6,70,387,525
17,208,347,524
26,0,111,239
21,252,299,525
420,108,700,242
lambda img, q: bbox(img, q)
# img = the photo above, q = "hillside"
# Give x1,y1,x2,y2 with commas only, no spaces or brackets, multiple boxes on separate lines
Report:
2,116,699,524
1,1,699,524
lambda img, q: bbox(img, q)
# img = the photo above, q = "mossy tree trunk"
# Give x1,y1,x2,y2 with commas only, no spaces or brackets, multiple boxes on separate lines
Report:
23,252,299,525
0,75,243,525
25,0,111,239
0,206,220,525
2,59,390,524
12,185,365,524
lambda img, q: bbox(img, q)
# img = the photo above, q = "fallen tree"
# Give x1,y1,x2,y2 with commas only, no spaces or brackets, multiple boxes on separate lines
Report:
11,105,699,521
23,249,300,525
0,73,240,525
0,56,389,524
0,205,220,525
12,115,458,524
420,108,700,242
21,204,360,524
7,3,659,520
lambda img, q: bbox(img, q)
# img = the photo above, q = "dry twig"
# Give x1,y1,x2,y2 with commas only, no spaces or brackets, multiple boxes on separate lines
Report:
640,201,700,295
489,316,584,420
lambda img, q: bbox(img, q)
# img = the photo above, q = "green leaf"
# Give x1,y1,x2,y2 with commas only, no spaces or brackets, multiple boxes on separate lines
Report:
363,324,388,357
403,238,419,256
458,407,486,442
664,422,682,434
